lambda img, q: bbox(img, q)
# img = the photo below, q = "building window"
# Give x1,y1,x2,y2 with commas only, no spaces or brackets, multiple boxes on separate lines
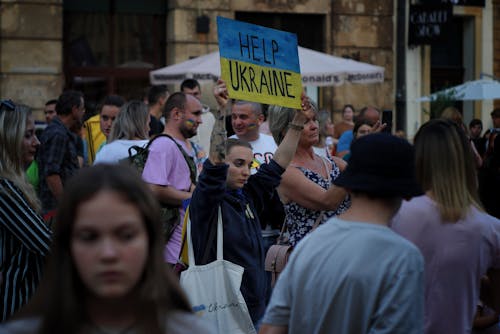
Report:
235,12,325,51
63,0,166,107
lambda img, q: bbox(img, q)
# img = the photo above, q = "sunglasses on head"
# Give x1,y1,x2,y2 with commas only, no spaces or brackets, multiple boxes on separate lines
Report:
0,99,15,111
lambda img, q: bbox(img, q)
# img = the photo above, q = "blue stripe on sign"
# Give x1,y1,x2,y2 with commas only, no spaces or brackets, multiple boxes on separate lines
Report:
217,16,300,73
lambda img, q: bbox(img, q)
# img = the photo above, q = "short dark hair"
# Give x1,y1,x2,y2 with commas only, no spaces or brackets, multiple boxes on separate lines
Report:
101,95,125,110
163,92,186,121
353,119,373,136
56,90,83,116
342,104,355,115
148,85,168,105
491,108,500,118
469,118,482,128
180,79,200,91
226,138,253,155
45,99,58,106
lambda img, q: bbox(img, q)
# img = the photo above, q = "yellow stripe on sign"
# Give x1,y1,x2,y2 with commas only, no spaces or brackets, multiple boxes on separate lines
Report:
221,57,302,109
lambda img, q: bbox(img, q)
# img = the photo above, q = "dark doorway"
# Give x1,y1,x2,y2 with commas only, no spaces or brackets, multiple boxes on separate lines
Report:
430,16,464,117
235,12,325,51
63,0,166,107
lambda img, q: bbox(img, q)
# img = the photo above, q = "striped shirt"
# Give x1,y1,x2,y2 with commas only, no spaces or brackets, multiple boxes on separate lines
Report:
0,178,52,321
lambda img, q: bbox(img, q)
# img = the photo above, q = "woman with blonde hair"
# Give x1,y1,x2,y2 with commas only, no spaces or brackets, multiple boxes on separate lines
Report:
94,100,150,164
391,119,500,334
269,104,350,246
0,100,52,321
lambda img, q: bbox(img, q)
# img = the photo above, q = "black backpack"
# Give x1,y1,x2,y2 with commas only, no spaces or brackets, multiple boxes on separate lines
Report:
121,134,197,243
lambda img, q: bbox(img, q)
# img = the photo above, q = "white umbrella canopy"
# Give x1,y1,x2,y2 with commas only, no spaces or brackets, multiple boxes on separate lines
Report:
150,46,384,87
417,79,500,102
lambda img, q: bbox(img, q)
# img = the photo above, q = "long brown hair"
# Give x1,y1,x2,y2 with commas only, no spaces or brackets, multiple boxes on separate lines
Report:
414,119,482,221
19,164,191,333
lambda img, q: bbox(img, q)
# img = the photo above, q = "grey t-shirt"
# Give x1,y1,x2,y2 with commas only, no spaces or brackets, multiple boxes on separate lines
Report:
0,311,215,334
262,217,425,334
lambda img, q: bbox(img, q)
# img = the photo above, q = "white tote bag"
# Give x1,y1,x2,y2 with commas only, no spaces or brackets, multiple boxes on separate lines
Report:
180,207,256,334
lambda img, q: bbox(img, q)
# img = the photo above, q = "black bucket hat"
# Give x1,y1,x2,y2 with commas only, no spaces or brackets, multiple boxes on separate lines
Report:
333,133,422,198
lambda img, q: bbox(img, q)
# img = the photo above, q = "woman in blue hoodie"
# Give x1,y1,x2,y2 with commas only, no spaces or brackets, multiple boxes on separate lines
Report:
188,80,310,327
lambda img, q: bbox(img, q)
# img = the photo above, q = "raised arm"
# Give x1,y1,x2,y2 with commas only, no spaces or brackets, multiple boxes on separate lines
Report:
210,79,229,165
272,93,310,169
279,167,348,211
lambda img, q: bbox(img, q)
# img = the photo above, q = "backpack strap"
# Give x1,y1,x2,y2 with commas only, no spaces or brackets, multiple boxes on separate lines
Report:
159,134,198,185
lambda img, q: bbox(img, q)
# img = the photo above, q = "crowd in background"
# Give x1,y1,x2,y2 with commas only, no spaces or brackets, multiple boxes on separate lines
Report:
0,79,500,333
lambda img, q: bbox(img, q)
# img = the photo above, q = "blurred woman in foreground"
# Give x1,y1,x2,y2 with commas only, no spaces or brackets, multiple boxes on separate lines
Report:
2,165,213,333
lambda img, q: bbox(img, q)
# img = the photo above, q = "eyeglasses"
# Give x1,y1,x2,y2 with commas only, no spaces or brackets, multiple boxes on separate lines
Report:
0,99,15,111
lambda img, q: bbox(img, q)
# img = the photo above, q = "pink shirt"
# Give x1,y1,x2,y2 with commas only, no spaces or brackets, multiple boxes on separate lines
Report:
142,136,193,263
391,195,500,334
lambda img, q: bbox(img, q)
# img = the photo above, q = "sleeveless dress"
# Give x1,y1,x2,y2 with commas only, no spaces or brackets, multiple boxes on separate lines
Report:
283,157,350,246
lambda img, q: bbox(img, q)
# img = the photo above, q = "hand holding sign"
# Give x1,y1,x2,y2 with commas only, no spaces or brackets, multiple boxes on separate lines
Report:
300,92,315,121
213,79,229,111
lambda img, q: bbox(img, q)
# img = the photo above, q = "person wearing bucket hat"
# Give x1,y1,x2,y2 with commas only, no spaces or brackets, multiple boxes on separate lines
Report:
391,119,500,334
334,132,422,198
260,133,424,334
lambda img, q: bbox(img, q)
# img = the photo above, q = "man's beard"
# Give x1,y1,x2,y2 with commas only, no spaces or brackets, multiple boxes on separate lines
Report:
180,125,196,139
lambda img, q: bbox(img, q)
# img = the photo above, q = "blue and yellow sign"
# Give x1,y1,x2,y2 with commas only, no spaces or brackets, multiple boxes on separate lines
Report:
217,16,302,109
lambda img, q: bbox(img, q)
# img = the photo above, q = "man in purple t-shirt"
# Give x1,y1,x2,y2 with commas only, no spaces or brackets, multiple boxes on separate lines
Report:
142,92,203,265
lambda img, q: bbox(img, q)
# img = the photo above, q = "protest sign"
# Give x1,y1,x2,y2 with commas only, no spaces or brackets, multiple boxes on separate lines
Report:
217,16,302,109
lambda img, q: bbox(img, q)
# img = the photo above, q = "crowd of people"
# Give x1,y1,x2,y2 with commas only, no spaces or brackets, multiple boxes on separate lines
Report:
0,78,499,334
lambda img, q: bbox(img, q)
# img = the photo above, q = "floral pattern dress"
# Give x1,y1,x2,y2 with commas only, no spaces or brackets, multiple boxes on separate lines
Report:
283,157,350,246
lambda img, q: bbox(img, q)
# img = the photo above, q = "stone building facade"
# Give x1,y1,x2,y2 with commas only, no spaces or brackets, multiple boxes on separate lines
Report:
0,0,496,135
0,1,63,112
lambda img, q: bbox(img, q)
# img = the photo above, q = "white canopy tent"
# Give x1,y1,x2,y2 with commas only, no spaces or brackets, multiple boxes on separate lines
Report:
150,46,384,87
417,79,500,102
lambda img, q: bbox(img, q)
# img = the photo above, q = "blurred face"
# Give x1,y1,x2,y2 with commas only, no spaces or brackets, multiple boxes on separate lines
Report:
343,107,354,122
71,191,148,300
44,103,56,123
231,103,262,141
23,115,40,167
144,115,151,135
179,95,203,139
299,112,319,147
72,97,86,124
356,124,372,139
100,105,120,138
226,145,253,189
493,115,500,128
469,124,482,138
325,117,334,137
182,86,202,101
363,108,380,124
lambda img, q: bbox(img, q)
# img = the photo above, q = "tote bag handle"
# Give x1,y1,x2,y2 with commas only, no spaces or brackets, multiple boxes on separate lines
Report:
187,207,223,266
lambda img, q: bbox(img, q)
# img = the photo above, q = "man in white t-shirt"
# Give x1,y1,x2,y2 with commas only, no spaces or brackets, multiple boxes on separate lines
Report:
229,100,277,169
